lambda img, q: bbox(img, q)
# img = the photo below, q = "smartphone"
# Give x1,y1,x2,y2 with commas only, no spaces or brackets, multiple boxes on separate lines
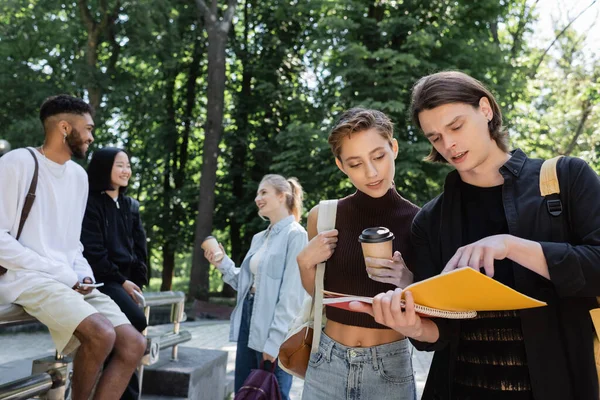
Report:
79,282,104,289
133,290,146,307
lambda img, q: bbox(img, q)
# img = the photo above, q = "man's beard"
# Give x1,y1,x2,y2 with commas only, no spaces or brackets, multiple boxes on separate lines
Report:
66,128,87,159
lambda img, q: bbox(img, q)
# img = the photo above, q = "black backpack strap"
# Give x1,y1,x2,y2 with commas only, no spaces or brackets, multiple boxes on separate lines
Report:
16,148,40,240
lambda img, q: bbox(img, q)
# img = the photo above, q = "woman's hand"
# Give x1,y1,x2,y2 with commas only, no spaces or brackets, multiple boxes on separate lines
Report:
297,229,338,271
262,352,276,362
366,251,414,288
204,243,227,267
349,289,426,338
123,280,142,303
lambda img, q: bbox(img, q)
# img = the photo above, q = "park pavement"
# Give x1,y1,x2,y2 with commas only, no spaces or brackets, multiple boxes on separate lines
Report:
0,320,433,399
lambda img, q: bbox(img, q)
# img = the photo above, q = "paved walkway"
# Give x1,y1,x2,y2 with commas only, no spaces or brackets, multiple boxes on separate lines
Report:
0,320,433,399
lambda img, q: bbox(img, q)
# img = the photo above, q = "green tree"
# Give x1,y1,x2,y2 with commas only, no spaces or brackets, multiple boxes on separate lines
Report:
512,27,600,168
190,0,238,300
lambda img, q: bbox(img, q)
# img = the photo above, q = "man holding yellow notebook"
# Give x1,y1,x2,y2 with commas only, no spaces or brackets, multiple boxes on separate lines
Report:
351,71,600,400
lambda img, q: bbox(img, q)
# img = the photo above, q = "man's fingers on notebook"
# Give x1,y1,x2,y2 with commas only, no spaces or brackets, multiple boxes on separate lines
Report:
443,248,463,273
348,301,373,316
457,247,473,271
465,249,483,274
483,251,495,277
469,247,482,270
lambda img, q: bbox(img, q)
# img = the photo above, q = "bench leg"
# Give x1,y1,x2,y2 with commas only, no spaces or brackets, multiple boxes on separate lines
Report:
31,355,73,400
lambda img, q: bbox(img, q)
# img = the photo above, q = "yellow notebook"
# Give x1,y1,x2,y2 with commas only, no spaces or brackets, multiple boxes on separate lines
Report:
405,267,546,312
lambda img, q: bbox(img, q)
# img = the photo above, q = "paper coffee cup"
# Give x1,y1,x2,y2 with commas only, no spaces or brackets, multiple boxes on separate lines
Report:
358,227,394,269
201,236,224,262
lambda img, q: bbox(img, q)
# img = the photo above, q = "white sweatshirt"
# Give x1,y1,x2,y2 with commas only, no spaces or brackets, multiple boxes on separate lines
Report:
0,148,94,304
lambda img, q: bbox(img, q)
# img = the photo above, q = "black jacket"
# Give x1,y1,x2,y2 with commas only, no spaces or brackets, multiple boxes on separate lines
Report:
411,149,600,400
81,191,148,287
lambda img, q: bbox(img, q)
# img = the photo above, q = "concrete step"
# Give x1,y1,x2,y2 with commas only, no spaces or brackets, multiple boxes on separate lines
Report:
142,347,228,400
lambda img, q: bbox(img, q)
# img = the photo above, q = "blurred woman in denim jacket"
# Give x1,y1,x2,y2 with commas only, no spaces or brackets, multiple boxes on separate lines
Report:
204,174,308,400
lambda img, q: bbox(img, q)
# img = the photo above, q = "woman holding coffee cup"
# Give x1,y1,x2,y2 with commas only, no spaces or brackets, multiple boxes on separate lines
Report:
204,174,308,400
297,108,420,399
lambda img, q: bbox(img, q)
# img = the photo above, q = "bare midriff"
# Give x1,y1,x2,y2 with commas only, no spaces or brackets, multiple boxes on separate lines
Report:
324,319,405,348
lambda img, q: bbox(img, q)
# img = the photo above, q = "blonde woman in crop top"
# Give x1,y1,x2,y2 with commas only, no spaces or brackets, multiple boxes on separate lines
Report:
297,108,421,400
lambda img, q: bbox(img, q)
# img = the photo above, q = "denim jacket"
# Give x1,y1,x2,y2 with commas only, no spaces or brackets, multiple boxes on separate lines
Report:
217,215,308,357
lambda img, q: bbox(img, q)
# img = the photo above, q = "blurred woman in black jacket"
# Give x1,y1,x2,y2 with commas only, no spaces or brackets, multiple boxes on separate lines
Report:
82,147,148,400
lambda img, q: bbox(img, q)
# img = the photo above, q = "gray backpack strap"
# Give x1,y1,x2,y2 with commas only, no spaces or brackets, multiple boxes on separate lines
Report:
311,199,338,353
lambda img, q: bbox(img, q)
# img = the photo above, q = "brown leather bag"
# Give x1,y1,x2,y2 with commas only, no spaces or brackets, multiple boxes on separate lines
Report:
277,324,314,378
0,148,39,276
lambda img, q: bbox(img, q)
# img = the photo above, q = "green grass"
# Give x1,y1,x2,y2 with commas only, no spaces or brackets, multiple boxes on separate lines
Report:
147,276,190,293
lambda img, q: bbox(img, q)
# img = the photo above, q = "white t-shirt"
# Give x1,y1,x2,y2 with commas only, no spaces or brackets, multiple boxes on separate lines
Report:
0,148,94,304
249,235,269,290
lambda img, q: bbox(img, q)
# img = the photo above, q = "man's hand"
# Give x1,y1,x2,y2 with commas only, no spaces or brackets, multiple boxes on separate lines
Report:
123,280,142,303
443,234,511,277
73,277,94,295
366,251,414,288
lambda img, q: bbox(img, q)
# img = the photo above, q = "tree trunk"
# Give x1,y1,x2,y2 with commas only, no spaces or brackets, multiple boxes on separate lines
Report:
161,242,175,291
85,37,102,112
77,0,121,115
190,0,238,301
229,0,251,273
159,74,178,290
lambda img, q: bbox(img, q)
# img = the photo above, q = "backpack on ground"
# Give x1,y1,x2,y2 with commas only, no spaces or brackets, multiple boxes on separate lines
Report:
234,360,282,400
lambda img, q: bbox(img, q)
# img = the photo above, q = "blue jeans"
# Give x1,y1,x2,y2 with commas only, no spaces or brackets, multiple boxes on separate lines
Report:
234,293,293,400
302,331,416,400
